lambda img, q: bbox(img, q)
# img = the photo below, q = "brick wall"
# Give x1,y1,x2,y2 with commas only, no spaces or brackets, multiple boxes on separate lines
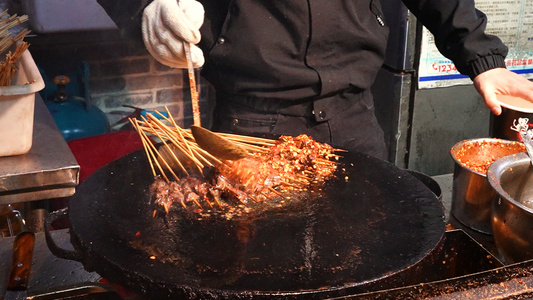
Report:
29,33,211,131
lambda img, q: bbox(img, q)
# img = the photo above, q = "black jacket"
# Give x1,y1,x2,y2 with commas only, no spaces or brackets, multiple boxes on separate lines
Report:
99,0,507,100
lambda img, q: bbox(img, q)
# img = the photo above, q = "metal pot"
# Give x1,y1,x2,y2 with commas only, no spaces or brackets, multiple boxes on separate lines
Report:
450,138,525,235
487,152,533,264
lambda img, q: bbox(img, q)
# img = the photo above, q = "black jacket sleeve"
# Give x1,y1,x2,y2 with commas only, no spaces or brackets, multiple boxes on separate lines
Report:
97,0,152,38
402,0,508,79
98,0,507,80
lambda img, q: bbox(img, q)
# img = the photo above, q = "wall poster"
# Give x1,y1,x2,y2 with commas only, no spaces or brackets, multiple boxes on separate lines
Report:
418,0,533,89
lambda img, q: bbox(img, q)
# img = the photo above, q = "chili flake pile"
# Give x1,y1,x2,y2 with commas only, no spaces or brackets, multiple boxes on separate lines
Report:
452,139,525,174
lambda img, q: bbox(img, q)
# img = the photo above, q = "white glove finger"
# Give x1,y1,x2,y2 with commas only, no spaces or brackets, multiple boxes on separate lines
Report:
179,0,205,29
149,38,189,68
143,5,185,58
149,41,188,69
190,44,205,68
154,27,188,59
143,14,183,68
154,28,205,68
155,52,188,69
152,43,204,69
142,1,158,34
160,0,203,44
146,24,205,68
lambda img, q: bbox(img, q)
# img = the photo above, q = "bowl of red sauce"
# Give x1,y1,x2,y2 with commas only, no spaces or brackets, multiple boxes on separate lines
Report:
450,138,525,234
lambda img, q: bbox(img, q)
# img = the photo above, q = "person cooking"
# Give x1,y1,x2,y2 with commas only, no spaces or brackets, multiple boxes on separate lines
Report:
99,0,533,160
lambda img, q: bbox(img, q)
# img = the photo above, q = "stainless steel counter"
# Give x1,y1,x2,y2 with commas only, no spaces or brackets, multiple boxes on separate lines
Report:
0,95,79,204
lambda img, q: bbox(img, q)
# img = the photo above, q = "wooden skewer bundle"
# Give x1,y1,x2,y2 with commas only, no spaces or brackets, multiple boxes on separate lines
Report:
0,10,30,86
131,108,342,212
129,108,277,182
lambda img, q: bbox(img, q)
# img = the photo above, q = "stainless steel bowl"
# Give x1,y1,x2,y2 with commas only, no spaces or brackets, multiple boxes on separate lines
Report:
450,138,525,234
488,152,533,264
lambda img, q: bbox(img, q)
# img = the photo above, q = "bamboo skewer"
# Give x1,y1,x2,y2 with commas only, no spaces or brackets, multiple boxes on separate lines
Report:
267,187,284,197
150,114,206,168
183,43,201,126
131,111,222,181
207,131,276,146
0,11,30,86
131,120,157,177
132,120,171,182
143,114,199,172
142,112,222,167
140,116,187,180
0,28,29,54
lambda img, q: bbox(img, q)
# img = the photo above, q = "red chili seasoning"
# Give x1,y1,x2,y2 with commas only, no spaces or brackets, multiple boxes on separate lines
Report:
452,139,525,174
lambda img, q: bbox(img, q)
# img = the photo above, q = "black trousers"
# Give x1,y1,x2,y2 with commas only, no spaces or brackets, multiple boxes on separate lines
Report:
211,90,388,160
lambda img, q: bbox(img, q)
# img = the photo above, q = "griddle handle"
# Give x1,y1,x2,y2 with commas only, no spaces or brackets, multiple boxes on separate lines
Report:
44,208,83,262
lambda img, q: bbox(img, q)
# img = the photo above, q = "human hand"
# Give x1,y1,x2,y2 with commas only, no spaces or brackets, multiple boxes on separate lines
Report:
473,68,533,115
142,0,204,68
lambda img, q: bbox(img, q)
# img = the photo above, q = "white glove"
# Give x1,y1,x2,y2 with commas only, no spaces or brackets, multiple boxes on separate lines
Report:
142,0,205,68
